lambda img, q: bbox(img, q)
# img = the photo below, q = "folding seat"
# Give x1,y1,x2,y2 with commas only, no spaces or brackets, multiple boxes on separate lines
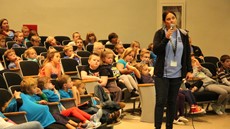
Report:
19,60,39,77
77,51,91,57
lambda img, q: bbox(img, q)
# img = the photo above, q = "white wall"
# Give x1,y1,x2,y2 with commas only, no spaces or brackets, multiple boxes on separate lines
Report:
1,0,229,57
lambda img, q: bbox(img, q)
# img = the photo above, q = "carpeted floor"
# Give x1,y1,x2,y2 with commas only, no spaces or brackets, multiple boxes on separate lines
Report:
114,103,230,129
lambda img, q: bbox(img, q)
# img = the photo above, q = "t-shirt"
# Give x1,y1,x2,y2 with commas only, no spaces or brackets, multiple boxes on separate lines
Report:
39,62,61,79
81,65,101,77
19,93,55,127
42,89,60,102
59,89,73,99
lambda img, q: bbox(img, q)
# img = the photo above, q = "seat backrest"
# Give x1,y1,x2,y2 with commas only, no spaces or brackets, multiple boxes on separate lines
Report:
3,72,22,88
0,88,13,106
0,48,7,62
61,58,79,73
32,46,47,55
12,47,27,57
2,55,10,69
80,57,89,65
8,85,21,94
76,65,86,78
105,44,115,50
98,39,109,45
53,46,64,52
204,56,219,67
77,51,91,57
123,43,131,48
54,36,70,44
201,62,217,76
25,41,33,48
19,61,40,77
39,36,48,46
0,74,8,89
6,41,16,49
86,44,94,53
62,40,71,46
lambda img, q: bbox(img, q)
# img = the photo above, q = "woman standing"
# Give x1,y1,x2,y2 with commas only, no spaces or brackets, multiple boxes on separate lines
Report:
153,11,192,129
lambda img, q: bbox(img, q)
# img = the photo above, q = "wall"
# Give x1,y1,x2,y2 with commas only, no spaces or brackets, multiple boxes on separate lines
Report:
0,0,229,57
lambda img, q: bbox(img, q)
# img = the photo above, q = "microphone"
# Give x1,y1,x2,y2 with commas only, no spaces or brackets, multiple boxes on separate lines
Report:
170,24,175,30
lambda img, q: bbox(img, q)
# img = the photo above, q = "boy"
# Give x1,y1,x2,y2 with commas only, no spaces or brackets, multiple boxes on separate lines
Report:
63,45,80,64
12,31,25,48
4,49,22,69
0,34,6,48
68,32,81,46
218,54,230,86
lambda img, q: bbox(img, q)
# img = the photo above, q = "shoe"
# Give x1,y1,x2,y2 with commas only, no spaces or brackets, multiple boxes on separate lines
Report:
173,119,185,125
131,90,139,97
178,116,189,123
190,105,206,114
211,104,223,115
85,121,101,129
220,105,226,114
91,108,103,122
117,102,126,109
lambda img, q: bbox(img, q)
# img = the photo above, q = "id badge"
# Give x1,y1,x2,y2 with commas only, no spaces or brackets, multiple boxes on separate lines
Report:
170,60,177,67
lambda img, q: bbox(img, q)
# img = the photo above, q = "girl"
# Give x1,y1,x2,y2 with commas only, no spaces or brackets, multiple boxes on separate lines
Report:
24,47,44,63
85,32,97,46
130,41,141,56
116,47,140,97
37,76,102,129
100,49,122,102
39,51,61,79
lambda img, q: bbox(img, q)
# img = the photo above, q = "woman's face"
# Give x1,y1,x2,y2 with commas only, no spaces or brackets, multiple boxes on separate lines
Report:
164,13,177,29
1,20,9,30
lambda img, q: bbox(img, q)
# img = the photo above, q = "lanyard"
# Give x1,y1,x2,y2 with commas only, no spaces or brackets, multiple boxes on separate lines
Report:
169,31,177,56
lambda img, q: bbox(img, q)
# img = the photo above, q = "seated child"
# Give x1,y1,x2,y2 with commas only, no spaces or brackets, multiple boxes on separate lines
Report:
73,38,85,52
20,77,80,129
45,36,61,46
0,34,6,48
39,51,61,79
139,49,155,75
135,63,154,84
24,47,44,63
100,49,122,102
30,35,41,46
218,54,230,86
116,47,140,97
73,79,123,124
114,43,125,62
63,45,80,64
68,32,81,46
37,76,102,128
12,31,25,48
4,49,22,69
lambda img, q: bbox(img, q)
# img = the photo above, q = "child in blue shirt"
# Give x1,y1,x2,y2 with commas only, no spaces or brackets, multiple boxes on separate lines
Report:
38,76,102,128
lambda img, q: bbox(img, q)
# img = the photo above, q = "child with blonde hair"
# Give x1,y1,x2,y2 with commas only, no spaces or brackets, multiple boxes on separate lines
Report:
116,47,140,97
20,77,80,129
39,51,61,79
135,63,154,84
63,45,80,64
93,42,105,57
101,49,122,102
12,31,25,48
4,49,22,69
130,41,140,55
24,47,43,63
30,35,41,46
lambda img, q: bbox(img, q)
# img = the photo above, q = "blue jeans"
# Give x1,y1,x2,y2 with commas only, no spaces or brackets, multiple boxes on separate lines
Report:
154,77,182,129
